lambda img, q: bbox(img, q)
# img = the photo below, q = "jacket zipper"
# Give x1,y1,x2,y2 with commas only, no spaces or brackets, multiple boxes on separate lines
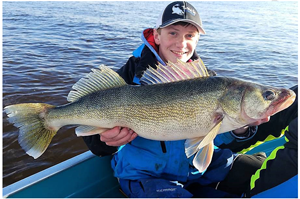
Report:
160,141,167,153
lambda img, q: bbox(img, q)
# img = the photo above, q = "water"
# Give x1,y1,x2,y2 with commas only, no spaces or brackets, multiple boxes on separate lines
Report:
2,1,298,187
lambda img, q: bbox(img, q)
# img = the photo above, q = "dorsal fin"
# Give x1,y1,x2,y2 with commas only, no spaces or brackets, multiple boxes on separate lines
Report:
67,65,127,102
140,58,210,85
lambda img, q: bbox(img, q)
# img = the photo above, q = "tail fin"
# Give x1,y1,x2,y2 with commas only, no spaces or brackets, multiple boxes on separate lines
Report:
4,103,56,159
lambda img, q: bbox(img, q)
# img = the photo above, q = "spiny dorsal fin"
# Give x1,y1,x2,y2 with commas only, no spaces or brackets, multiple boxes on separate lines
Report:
67,65,127,102
140,58,210,85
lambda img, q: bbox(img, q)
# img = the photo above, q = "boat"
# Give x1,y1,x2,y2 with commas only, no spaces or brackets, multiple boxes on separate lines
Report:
3,152,125,198
3,136,286,198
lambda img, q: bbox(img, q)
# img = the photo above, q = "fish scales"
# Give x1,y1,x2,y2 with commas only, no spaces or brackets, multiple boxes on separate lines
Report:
46,76,231,140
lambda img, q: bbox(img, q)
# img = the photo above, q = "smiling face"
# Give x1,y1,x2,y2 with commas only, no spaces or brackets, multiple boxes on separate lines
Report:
153,24,199,63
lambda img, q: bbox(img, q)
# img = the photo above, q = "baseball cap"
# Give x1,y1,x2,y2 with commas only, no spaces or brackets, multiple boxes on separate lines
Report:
155,1,206,34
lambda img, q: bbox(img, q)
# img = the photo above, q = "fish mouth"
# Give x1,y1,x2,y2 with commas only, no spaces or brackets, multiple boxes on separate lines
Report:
267,89,296,116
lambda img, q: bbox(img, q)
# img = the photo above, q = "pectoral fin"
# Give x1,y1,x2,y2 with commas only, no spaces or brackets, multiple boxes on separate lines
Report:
190,118,223,172
75,126,109,136
197,119,222,151
193,141,214,172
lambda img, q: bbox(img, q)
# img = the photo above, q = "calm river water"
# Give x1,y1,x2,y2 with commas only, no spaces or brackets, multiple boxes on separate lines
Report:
2,1,298,187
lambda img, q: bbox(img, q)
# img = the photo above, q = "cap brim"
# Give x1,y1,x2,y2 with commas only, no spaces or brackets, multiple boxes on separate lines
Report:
159,19,206,34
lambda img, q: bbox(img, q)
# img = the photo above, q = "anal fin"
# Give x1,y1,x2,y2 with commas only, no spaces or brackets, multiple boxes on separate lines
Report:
75,125,109,136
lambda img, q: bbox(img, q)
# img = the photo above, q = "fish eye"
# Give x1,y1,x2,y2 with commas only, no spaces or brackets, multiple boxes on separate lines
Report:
263,90,276,101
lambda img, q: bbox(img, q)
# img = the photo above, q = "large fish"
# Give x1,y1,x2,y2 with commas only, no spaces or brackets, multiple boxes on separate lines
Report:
4,60,295,172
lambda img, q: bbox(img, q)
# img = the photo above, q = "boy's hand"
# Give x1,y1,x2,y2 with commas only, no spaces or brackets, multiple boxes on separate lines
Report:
100,126,138,146
233,116,270,135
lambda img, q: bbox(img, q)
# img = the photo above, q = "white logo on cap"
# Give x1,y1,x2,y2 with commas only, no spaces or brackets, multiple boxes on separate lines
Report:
172,4,196,16
172,4,184,15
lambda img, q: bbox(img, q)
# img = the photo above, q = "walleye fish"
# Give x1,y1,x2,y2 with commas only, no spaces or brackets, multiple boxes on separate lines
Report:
4,59,295,172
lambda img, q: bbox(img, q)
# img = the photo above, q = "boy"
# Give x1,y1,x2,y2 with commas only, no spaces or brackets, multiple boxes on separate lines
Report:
83,1,267,197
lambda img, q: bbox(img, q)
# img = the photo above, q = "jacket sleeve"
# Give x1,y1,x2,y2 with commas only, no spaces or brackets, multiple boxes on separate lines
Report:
82,56,138,156
82,135,118,156
215,85,298,152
